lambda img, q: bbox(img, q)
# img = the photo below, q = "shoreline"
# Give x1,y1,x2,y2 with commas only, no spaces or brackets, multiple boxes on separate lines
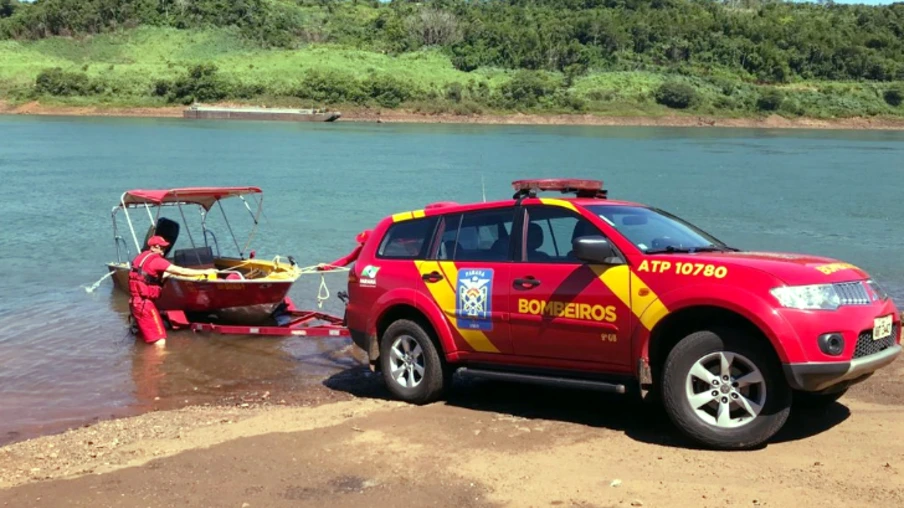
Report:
0,397,402,490
3,100,904,130
1,385,903,507
2,358,902,502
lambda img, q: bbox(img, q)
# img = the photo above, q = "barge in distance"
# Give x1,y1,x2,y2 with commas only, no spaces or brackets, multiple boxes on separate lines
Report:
183,104,341,122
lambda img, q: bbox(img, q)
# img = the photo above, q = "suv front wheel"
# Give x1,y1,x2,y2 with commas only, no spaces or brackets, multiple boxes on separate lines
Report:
379,319,448,405
661,328,792,450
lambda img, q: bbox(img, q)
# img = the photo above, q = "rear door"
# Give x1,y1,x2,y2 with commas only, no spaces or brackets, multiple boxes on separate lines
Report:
508,204,632,368
416,206,515,355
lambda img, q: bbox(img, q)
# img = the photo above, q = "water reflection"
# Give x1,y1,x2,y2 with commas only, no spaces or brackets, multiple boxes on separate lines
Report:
130,341,167,409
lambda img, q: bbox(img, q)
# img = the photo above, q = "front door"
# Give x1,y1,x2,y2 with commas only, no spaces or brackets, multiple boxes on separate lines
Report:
508,204,632,368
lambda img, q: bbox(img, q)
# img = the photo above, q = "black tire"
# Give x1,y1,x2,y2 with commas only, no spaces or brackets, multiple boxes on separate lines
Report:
793,388,848,409
661,327,791,450
379,319,448,405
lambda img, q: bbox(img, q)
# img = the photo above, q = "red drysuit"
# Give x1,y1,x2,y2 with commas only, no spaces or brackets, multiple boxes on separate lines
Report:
128,250,172,344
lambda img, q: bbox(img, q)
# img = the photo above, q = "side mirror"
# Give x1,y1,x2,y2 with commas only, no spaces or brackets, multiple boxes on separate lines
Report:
573,236,623,265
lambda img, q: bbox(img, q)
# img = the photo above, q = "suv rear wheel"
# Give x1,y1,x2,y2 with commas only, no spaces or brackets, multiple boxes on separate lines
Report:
379,319,448,405
661,328,791,450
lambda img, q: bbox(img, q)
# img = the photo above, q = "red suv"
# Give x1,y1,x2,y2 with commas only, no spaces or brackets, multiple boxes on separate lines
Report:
344,179,901,449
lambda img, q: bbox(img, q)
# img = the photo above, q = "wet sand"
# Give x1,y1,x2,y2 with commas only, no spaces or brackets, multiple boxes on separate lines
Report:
0,334,367,448
4,100,904,130
1,359,902,507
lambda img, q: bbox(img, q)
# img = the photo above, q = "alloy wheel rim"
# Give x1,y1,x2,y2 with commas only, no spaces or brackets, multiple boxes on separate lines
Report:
389,334,425,389
685,351,767,429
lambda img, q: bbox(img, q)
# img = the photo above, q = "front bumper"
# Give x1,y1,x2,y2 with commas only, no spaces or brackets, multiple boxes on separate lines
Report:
783,344,902,392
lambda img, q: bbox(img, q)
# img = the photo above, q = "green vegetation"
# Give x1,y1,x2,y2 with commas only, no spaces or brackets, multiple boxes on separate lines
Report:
1,0,903,119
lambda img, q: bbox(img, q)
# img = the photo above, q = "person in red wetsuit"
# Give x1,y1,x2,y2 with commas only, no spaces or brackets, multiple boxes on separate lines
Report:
129,236,217,346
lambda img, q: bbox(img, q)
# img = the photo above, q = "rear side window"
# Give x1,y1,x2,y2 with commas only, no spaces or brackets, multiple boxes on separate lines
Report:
377,217,438,259
434,208,515,262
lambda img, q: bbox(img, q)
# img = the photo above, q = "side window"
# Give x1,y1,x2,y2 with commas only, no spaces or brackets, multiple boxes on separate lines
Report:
517,205,604,263
435,208,514,262
432,214,461,261
377,217,438,259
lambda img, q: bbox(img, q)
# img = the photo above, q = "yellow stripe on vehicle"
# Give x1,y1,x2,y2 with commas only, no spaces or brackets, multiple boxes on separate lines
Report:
392,209,426,222
392,211,413,222
538,198,578,212
593,265,669,331
415,260,500,353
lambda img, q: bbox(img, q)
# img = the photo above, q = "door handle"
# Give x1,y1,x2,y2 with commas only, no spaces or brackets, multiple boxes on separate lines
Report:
422,271,443,283
514,277,541,288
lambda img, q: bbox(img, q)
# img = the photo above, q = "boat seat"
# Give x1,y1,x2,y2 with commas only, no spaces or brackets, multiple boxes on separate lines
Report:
143,217,180,258
173,246,216,269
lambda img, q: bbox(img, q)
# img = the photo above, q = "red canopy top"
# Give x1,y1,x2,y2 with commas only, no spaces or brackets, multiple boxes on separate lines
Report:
120,187,262,210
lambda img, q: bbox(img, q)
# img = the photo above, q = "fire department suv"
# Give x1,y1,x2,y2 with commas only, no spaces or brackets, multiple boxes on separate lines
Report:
344,179,901,450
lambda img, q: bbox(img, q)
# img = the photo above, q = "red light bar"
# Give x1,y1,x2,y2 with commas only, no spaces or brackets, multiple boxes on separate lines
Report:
425,201,459,209
512,179,603,192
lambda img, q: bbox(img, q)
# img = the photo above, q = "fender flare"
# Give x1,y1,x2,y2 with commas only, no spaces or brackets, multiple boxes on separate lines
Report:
635,284,802,364
362,288,418,362
365,289,458,361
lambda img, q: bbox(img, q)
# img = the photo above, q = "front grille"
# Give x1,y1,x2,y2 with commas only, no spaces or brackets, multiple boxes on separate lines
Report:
834,281,871,306
854,323,899,359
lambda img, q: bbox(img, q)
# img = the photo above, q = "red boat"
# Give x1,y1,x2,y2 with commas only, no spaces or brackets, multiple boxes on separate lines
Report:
105,187,302,323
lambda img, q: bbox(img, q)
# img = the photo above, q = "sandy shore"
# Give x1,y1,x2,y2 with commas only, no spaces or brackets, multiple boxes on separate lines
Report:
1,362,903,507
4,99,904,130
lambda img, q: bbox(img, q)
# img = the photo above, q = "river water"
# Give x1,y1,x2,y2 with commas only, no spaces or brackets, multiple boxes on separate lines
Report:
1,115,902,445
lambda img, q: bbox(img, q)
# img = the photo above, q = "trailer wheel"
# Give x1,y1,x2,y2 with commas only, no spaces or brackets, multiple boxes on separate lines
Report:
379,319,447,405
661,328,791,450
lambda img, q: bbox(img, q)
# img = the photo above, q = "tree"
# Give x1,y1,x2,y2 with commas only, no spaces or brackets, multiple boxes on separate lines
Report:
0,0,18,19
406,7,462,47
654,82,698,109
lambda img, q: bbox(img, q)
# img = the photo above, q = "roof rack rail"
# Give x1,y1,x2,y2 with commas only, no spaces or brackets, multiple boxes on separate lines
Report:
511,179,608,200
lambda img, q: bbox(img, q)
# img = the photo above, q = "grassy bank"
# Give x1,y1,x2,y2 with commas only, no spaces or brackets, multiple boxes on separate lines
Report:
1,26,903,122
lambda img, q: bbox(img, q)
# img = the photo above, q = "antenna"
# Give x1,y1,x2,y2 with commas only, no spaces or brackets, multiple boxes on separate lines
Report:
481,175,486,203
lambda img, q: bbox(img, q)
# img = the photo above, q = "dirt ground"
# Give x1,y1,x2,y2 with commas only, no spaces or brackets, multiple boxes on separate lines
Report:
4,99,904,130
1,359,903,508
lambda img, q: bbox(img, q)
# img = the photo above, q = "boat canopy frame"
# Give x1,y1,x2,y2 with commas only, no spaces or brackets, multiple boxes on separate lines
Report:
111,187,264,264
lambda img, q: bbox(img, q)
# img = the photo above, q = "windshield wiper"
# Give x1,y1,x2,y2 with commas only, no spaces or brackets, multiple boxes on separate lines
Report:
645,245,737,255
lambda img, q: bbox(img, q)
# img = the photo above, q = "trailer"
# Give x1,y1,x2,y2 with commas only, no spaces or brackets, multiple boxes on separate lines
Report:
156,230,371,339
166,298,351,338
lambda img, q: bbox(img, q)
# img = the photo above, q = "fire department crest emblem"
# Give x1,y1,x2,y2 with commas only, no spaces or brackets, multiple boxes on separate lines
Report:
456,268,493,331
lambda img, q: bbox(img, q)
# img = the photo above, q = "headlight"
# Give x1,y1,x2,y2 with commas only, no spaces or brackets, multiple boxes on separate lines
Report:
770,284,841,310
867,280,889,301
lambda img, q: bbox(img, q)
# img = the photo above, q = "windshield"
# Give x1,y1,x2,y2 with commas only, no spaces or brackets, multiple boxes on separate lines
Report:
585,205,735,254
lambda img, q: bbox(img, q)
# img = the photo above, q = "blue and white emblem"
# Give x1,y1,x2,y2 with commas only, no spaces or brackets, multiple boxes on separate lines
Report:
456,268,493,331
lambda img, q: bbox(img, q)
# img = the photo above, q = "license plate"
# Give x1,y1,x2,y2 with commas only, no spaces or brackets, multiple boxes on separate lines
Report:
873,315,893,341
